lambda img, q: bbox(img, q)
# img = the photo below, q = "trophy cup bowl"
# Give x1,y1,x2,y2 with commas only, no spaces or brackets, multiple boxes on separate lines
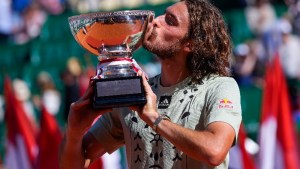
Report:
68,10,154,109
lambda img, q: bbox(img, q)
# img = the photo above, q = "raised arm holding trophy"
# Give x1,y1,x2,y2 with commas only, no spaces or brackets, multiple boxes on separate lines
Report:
68,10,154,108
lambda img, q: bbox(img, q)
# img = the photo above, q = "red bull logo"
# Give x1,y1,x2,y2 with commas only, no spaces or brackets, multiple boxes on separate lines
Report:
218,98,233,109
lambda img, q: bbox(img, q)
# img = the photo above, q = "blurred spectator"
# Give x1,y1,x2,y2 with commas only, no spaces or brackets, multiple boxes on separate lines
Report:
61,57,82,122
232,40,266,87
245,0,277,37
78,65,95,96
277,18,300,111
232,43,253,86
285,0,300,36
12,79,38,133
14,3,47,44
38,0,65,15
67,0,98,13
277,18,300,79
0,0,13,41
0,0,24,42
24,3,47,40
36,71,61,116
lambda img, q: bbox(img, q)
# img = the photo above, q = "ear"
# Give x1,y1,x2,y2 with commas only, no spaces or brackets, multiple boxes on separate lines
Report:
183,40,193,53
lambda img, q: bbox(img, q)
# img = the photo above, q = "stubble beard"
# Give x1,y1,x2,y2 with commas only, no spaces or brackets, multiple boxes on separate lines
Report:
143,29,182,60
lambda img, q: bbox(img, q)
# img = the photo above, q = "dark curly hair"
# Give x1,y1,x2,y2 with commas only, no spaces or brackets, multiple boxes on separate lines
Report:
184,0,232,83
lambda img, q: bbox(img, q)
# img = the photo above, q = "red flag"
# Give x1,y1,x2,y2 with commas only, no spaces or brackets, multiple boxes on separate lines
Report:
4,77,38,169
238,125,257,169
229,124,257,169
89,158,103,169
37,105,63,169
258,55,300,169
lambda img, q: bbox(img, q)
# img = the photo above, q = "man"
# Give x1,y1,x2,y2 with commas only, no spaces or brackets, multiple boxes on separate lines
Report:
59,0,242,169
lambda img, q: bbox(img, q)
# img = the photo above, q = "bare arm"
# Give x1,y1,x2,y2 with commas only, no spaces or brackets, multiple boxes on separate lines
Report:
156,120,235,166
59,127,86,169
134,73,236,166
59,83,112,169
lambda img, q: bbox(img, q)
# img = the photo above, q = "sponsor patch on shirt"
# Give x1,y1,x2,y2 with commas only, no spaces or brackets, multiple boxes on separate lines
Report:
218,98,233,109
158,96,172,109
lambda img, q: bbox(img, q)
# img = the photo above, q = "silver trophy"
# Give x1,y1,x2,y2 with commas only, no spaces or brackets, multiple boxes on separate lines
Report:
68,10,154,108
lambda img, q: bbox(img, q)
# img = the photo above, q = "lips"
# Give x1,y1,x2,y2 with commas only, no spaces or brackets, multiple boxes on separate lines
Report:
147,27,157,41
144,23,154,40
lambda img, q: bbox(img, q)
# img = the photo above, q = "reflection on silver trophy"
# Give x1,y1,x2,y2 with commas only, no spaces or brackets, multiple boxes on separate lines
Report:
68,10,154,108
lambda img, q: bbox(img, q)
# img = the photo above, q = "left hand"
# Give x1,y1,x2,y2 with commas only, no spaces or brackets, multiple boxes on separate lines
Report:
130,71,159,127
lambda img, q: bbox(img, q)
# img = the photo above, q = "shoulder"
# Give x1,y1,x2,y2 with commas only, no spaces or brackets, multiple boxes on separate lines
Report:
203,76,240,97
205,76,239,88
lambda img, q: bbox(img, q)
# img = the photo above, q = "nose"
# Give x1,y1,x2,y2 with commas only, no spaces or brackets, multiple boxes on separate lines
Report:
152,15,163,27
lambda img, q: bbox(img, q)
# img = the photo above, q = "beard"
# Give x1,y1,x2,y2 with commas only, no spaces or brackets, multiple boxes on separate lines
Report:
143,28,183,60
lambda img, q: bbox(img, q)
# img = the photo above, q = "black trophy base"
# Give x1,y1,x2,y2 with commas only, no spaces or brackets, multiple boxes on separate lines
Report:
92,76,147,109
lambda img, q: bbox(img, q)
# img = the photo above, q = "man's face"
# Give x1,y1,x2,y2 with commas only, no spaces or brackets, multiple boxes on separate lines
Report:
143,1,190,59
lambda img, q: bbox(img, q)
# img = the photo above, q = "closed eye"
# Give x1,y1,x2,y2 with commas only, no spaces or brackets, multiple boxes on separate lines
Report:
164,10,178,26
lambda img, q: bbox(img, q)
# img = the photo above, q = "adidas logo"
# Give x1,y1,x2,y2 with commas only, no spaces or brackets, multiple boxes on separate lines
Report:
162,99,169,104
158,96,172,109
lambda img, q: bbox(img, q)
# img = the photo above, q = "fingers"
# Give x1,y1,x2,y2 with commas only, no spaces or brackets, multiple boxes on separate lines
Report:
74,99,91,109
141,72,152,94
73,98,112,113
71,99,112,121
137,70,153,96
95,108,113,115
137,70,143,76
137,70,149,80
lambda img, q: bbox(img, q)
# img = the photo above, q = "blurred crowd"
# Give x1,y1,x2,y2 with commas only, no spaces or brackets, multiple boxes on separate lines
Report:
230,0,300,121
0,0,63,44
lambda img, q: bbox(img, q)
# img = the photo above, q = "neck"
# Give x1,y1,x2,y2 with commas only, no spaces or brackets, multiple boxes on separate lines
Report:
159,57,190,87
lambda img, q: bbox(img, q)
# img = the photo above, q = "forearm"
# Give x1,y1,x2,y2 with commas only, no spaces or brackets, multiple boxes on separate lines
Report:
155,120,232,166
58,82,113,168
59,130,86,169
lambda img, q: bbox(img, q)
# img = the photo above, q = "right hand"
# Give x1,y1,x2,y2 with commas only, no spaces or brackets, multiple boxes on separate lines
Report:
130,71,159,127
67,81,112,136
